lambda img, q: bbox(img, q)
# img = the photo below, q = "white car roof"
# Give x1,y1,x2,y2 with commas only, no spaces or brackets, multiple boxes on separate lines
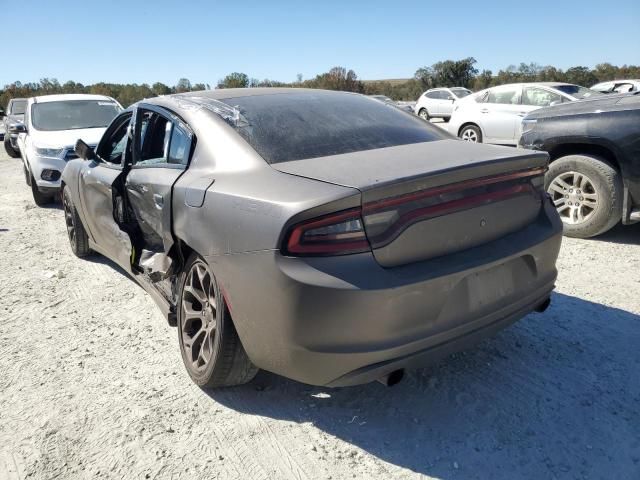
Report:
32,94,117,103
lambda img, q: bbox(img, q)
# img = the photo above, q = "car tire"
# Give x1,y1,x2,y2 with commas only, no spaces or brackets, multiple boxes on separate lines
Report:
459,124,482,143
4,138,20,158
30,174,54,206
418,108,430,121
177,254,258,388
545,154,622,238
62,186,91,257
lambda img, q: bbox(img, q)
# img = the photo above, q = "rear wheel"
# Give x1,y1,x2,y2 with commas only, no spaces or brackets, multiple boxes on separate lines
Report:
418,108,430,121
177,254,258,388
545,154,622,238
30,174,54,206
63,186,91,257
459,124,482,143
4,138,20,158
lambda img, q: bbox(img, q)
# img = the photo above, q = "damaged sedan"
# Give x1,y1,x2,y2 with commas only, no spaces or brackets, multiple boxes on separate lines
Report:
61,89,562,388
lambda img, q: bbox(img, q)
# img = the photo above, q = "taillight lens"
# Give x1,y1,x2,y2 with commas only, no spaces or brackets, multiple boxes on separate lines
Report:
283,208,371,256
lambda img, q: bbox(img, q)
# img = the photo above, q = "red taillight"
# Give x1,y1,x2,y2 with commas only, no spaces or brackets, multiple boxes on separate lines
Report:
362,167,546,248
283,208,371,256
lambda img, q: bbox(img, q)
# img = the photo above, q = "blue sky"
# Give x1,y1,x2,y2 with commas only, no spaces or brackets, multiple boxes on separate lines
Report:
3,0,639,87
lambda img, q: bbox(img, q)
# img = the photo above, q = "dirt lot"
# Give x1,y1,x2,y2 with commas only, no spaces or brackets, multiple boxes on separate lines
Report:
0,149,639,480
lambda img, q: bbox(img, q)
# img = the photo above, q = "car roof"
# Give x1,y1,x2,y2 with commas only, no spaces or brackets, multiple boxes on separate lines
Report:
170,87,350,102
427,87,469,91
32,93,116,103
490,82,576,88
592,79,640,86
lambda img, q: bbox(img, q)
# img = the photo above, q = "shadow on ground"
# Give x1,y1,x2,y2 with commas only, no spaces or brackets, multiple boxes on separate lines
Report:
589,221,640,245
208,293,640,479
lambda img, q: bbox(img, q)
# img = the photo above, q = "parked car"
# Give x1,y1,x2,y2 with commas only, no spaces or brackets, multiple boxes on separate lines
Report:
17,94,122,206
591,79,640,94
449,83,601,146
368,94,414,113
519,92,640,238
62,89,562,389
3,97,27,158
414,87,472,121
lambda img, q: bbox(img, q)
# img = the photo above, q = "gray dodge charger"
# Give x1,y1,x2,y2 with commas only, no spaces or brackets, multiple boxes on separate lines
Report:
61,88,562,388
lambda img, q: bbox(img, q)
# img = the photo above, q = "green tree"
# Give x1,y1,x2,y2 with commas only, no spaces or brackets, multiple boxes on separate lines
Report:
217,72,250,89
152,82,171,96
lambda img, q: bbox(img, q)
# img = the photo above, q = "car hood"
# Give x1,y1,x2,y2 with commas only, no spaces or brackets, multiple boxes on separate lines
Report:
30,127,106,148
525,92,640,120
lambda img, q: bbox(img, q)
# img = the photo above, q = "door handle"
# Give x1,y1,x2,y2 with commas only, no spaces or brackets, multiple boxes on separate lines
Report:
517,112,527,117
153,194,164,208
480,109,490,113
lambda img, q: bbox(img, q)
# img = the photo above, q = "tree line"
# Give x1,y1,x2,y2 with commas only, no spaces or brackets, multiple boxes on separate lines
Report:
2,60,639,109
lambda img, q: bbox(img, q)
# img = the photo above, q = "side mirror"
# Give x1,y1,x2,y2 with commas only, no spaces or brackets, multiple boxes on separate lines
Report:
549,100,561,107
447,95,455,101
8,123,26,134
75,139,97,161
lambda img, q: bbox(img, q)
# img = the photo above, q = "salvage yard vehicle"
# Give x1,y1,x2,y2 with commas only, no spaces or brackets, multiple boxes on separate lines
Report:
17,94,122,206
591,79,640,94
520,91,640,238
62,88,562,388
414,87,472,122
448,82,600,145
3,97,27,158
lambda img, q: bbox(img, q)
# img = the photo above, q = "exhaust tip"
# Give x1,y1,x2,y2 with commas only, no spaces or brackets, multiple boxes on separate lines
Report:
377,369,405,387
535,297,551,313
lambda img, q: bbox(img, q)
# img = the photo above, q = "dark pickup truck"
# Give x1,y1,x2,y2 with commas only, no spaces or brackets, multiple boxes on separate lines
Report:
2,97,27,158
520,92,640,238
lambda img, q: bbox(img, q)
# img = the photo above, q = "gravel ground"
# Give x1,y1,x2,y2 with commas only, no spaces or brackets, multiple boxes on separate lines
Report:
0,149,639,480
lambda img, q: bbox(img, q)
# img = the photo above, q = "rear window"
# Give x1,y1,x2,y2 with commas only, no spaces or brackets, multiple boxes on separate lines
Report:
218,92,448,163
11,100,27,115
451,88,471,98
31,100,122,131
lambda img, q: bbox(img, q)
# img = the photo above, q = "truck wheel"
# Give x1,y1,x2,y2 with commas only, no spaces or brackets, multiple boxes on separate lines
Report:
30,175,54,206
177,254,258,388
62,186,91,257
545,154,622,238
4,138,20,158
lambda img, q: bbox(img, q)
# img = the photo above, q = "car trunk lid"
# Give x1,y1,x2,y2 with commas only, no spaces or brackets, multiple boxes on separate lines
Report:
273,140,548,267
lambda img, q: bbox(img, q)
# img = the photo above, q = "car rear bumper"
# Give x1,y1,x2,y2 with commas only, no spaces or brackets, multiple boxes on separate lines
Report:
213,199,563,386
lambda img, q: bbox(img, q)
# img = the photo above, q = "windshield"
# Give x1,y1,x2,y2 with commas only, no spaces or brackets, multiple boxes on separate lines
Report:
554,85,601,99
451,88,471,98
219,92,448,163
11,100,27,115
31,100,122,131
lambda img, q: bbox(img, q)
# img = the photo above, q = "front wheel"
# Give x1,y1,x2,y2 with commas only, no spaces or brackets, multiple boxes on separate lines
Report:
418,108,430,121
545,154,622,238
459,124,482,143
63,186,91,257
177,254,258,388
30,174,54,206
4,138,20,158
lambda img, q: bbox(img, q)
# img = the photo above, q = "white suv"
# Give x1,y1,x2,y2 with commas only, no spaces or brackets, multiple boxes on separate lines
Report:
17,94,122,205
414,87,472,121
